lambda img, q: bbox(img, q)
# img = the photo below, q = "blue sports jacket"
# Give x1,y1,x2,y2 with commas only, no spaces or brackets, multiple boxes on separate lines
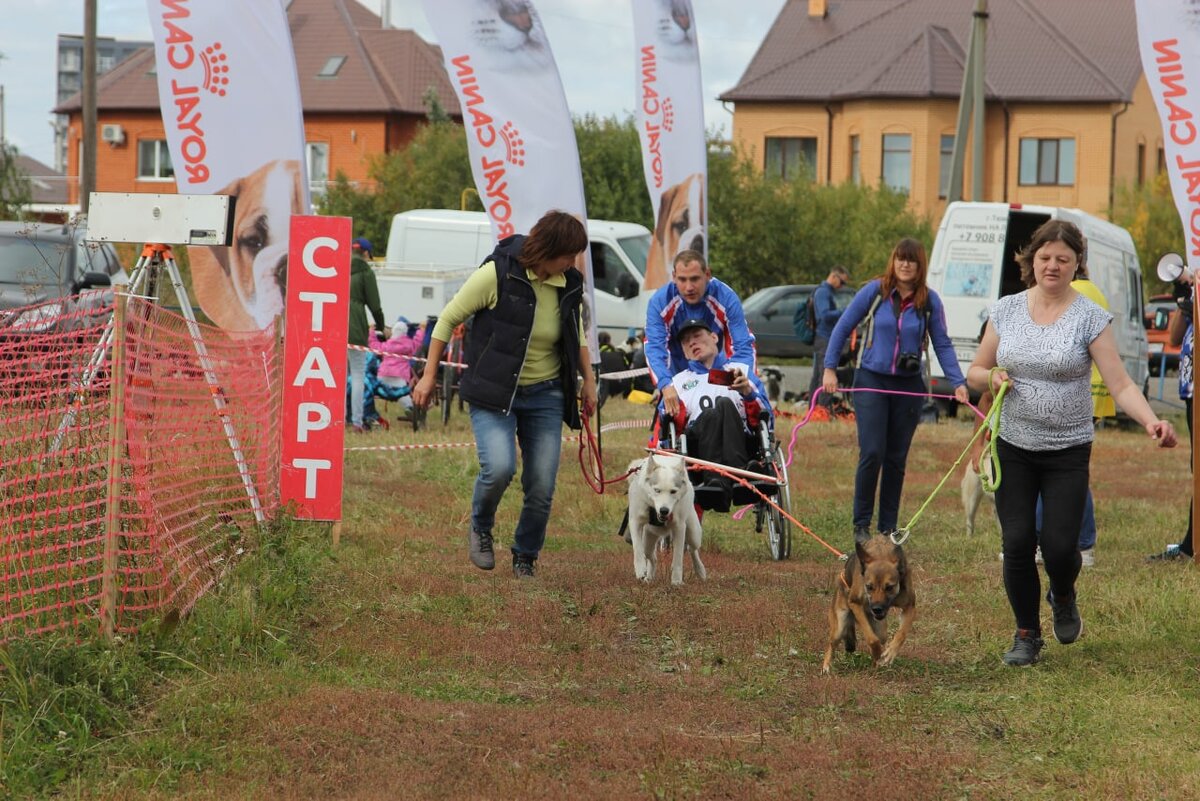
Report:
644,277,756,391
823,279,966,386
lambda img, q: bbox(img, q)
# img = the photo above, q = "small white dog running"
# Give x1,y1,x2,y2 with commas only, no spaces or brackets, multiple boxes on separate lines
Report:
626,453,707,585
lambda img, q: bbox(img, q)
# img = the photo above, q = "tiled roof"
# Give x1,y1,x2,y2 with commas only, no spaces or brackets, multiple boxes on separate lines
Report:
721,0,1135,104
54,0,460,117
14,153,68,205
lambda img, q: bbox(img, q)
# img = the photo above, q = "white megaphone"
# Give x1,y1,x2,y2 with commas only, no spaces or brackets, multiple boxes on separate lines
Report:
1157,252,1189,283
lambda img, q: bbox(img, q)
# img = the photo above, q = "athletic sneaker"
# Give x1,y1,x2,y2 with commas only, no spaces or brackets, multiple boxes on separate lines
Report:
998,547,1043,563
1046,589,1083,644
1079,548,1095,568
1002,629,1044,666
512,555,537,579
853,525,872,544
468,528,495,570
1146,543,1190,562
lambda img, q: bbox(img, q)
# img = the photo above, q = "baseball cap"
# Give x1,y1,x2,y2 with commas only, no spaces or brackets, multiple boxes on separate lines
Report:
352,237,373,253
675,318,715,342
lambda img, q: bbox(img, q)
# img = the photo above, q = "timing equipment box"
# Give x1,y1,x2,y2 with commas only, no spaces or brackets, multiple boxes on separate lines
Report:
86,192,235,246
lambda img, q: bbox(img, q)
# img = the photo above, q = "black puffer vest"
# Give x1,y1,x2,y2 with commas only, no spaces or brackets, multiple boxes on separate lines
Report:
459,235,585,430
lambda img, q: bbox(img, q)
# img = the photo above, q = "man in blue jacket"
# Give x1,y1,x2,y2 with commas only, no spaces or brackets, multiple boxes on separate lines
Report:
805,265,851,409
644,250,756,417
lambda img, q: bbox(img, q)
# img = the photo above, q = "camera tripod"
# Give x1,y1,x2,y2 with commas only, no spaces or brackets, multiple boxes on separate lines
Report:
49,243,265,523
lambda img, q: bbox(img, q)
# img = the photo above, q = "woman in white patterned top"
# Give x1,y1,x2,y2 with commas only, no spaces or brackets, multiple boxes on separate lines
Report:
967,219,1177,667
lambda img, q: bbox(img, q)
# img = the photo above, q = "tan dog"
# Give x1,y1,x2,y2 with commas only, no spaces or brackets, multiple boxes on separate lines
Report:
189,159,304,331
960,392,996,536
821,535,916,673
644,172,705,289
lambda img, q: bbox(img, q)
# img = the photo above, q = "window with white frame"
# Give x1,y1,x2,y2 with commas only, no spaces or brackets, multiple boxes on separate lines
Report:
881,133,911,193
765,136,817,181
1018,137,1075,186
137,140,174,180
306,142,329,194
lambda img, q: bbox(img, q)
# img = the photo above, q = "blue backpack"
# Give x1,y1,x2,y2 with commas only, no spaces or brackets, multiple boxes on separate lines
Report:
793,294,816,346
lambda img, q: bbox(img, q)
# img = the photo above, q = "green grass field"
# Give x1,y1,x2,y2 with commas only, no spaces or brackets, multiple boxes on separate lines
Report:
3,397,1199,799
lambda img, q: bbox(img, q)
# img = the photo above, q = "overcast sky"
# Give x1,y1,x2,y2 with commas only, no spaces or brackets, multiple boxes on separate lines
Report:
0,0,786,168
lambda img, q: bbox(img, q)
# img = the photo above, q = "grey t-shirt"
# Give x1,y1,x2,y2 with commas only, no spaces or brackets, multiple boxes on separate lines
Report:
991,291,1112,451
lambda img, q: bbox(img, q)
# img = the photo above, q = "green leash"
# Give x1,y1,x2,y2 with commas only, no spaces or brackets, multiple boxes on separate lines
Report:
979,368,1009,493
890,374,1008,545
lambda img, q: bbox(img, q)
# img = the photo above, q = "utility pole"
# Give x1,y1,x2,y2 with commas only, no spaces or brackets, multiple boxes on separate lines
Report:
82,0,98,215
947,0,988,203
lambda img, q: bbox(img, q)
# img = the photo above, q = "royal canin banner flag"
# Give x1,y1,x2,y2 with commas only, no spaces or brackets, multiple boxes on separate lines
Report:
1136,0,1200,272
632,0,707,290
146,0,310,332
418,0,600,360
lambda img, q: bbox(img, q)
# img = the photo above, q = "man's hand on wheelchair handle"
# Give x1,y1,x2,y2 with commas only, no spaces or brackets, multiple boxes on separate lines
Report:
661,385,681,417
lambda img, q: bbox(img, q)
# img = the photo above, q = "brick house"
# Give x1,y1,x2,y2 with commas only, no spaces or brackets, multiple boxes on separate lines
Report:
719,0,1165,220
53,0,461,206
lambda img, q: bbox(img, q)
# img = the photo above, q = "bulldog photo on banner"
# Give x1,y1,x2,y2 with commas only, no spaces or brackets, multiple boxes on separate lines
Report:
146,0,310,332
419,0,600,359
632,0,708,291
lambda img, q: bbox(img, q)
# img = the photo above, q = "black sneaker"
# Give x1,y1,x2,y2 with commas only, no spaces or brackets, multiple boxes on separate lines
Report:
468,528,495,570
512,555,537,579
1002,629,1044,666
853,525,872,544
1046,589,1083,644
1146,544,1190,562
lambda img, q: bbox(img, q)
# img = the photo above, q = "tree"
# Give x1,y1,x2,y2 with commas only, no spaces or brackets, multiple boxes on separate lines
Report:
707,140,932,296
318,116,933,296
1112,172,1186,294
0,143,32,220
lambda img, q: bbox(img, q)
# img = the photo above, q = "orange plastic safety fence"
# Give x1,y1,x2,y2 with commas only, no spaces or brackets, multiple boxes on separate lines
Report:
0,295,282,640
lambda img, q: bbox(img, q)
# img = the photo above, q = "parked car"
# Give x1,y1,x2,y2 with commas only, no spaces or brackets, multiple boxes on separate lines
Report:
742,283,855,358
1144,293,1181,376
0,220,127,328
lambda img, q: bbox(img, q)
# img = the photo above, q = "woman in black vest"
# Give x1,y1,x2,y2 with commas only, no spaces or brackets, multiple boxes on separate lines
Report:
413,211,595,579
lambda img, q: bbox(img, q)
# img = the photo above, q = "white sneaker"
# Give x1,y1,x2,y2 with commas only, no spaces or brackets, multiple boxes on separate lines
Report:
999,547,1043,562
1080,548,1095,567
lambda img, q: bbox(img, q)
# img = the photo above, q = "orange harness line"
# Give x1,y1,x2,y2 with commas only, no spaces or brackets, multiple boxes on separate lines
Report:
644,446,846,561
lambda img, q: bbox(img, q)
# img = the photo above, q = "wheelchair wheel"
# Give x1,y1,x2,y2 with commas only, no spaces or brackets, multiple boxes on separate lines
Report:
761,442,792,560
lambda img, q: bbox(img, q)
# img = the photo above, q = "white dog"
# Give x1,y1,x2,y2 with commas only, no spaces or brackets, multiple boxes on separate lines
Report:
961,443,996,536
626,453,706,585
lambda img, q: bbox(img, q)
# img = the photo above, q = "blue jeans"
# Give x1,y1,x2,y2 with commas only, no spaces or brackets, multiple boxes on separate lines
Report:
1035,489,1096,550
809,335,831,408
850,368,925,531
468,380,565,560
347,348,367,427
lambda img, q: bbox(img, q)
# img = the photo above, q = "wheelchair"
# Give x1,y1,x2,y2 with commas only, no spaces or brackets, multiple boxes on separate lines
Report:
657,401,794,561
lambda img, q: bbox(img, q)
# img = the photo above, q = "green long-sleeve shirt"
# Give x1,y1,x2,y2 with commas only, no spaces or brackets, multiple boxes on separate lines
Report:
349,255,386,346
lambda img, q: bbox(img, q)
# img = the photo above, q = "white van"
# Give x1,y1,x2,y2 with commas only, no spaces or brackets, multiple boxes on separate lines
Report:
377,209,652,339
926,201,1149,408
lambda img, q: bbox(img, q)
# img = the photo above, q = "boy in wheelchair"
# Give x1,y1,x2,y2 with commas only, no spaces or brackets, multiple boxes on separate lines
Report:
664,318,776,512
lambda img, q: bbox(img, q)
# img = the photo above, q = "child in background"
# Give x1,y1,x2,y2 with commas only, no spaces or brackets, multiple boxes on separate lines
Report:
369,316,421,413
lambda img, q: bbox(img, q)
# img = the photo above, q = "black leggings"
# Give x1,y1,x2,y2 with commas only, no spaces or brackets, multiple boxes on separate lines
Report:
995,438,1091,632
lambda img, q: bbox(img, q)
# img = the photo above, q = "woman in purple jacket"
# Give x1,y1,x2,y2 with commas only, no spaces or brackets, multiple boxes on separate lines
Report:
822,238,969,544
